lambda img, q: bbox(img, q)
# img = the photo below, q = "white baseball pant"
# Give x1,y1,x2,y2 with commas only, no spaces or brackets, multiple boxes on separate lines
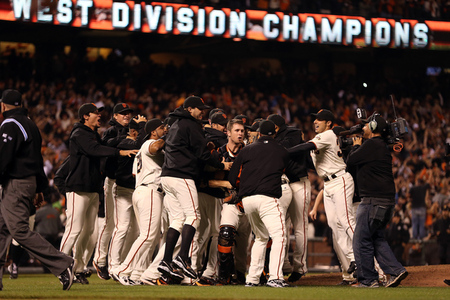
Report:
60,191,98,273
112,185,164,279
242,195,286,284
108,184,138,271
94,177,115,268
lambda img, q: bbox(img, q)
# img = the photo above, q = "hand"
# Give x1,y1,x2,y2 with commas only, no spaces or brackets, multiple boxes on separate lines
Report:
352,136,362,146
309,209,317,221
34,193,44,208
120,149,139,157
222,157,232,171
135,115,147,123
207,141,216,151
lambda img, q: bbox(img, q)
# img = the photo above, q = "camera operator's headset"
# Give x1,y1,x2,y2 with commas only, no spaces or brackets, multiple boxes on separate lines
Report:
368,113,403,152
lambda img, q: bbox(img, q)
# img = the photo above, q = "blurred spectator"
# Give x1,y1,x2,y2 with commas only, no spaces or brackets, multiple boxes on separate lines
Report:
409,178,431,240
432,205,450,264
386,213,410,265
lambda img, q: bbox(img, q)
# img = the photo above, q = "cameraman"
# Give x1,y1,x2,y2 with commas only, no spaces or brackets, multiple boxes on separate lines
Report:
347,114,408,288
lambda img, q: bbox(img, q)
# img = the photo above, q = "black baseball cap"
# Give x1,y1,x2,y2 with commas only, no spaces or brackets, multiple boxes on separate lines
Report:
234,114,249,125
113,103,133,114
145,119,164,134
258,120,276,136
249,118,264,132
78,103,104,119
210,112,228,126
0,89,22,106
183,96,210,110
209,108,226,120
267,114,286,128
129,119,140,130
311,109,335,123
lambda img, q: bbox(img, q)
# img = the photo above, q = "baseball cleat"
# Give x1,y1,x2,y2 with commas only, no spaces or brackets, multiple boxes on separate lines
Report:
157,260,184,281
347,261,357,274
173,256,197,279
117,275,135,286
266,279,289,288
74,272,89,284
386,271,408,287
245,282,259,287
352,281,379,288
8,263,18,279
336,280,357,285
93,261,110,280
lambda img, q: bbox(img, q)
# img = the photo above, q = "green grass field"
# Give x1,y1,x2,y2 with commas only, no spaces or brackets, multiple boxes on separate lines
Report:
0,274,447,300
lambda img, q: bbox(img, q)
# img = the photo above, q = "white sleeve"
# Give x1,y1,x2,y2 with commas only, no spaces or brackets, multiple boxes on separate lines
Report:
310,131,334,151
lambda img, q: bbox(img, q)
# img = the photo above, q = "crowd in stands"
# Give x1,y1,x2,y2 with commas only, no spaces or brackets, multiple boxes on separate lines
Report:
0,44,449,267
168,0,450,21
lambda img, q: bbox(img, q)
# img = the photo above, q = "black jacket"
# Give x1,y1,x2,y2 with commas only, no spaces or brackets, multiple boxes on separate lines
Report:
274,126,309,182
346,136,395,202
66,123,120,193
228,136,289,199
204,127,228,149
115,127,146,189
102,119,129,179
0,108,48,192
161,108,224,181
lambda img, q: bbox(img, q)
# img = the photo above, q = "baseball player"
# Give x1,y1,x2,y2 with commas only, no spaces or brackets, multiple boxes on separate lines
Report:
268,114,311,282
189,111,230,285
216,119,250,285
228,120,290,288
94,103,133,280
112,119,166,285
157,96,231,281
109,117,147,280
288,109,356,284
60,103,137,284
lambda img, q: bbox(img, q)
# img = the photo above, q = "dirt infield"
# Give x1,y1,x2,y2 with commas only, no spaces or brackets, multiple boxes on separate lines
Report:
299,265,449,287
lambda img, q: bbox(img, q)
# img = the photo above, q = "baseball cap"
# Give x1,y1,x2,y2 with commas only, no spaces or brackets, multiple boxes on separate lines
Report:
249,118,264,132
267,114,286,128
210,112,228,126
209,108,226,120
258,120,276,136
78,103,104,119
311,109,335,123
233,114,249,125
145,119,164,134
183,96,210,110
129,119,140,130
164,116,177,128
113,103,133,114
0,89,22,106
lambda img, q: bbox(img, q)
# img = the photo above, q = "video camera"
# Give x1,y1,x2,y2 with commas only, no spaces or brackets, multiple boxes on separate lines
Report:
338,96,409,150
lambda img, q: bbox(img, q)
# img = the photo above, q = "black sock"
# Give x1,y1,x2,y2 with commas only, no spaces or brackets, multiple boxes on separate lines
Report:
179,225,196,260
163,227,180,263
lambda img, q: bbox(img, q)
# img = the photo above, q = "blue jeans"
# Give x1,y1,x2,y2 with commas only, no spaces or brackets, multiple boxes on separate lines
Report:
411,207,427,239
354,202,406,285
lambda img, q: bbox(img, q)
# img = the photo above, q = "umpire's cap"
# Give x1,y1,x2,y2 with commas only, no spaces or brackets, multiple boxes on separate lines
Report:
258,120,276,136
0,89,22,106
311,109,335,123
78,103,104,119
183,96,210,110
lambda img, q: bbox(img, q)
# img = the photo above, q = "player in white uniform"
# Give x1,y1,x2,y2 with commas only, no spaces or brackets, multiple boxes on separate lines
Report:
111,119,166,285
288,109,356,284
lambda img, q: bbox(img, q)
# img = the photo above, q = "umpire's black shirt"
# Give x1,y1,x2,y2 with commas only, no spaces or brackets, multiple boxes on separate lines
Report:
346,136,395,202
0,108,48,192
228,135,289,199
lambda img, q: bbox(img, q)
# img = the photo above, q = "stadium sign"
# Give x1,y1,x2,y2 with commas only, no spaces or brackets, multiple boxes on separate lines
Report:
1,0,450,49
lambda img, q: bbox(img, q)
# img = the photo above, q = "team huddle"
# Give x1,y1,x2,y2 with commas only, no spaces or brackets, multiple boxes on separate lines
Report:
0,91,409,291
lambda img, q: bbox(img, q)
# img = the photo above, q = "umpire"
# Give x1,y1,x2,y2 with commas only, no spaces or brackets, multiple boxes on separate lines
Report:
228,120,290,288
347,113,408,288
0,90,74,291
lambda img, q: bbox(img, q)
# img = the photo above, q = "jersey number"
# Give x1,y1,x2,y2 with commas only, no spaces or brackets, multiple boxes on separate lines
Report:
136,153,142,174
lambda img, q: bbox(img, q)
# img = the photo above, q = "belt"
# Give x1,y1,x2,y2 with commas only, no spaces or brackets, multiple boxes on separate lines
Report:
141,183,164,193
323,170,346,182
